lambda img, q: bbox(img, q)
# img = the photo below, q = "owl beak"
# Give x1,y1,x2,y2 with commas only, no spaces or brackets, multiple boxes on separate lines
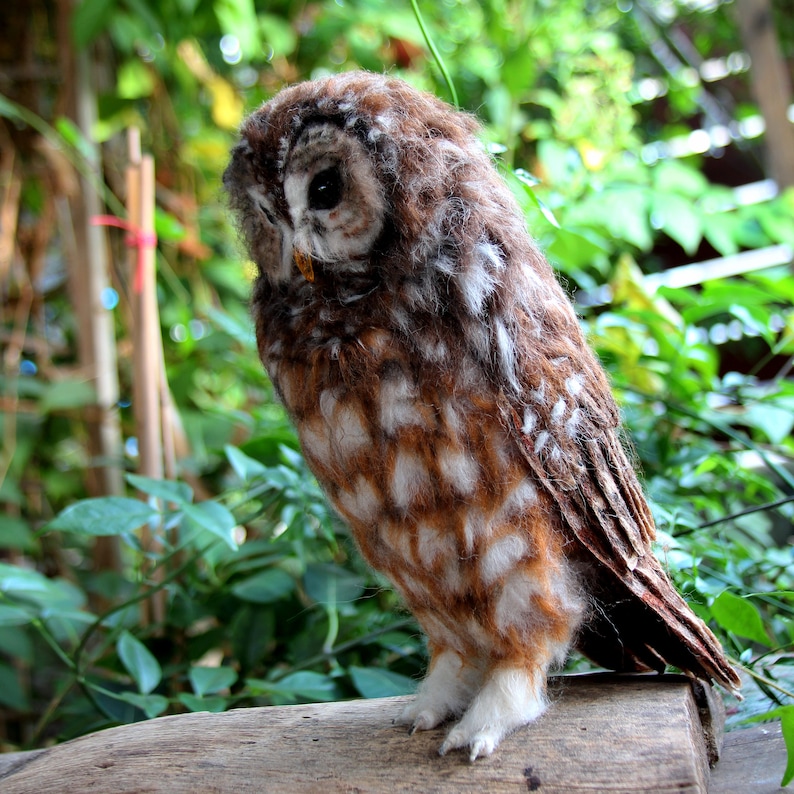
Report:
293,249,315,283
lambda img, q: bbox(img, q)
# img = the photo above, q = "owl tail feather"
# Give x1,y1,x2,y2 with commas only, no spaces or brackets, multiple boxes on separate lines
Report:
504,401,741,696
567,433,742,696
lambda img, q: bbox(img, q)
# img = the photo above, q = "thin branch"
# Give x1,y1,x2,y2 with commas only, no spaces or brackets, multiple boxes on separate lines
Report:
698,495,794,529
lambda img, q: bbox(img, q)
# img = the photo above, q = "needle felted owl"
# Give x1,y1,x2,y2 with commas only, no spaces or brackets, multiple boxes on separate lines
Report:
224,71,740,761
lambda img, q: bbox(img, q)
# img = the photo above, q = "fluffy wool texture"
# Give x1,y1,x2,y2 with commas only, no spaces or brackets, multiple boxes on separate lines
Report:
224,71,740,760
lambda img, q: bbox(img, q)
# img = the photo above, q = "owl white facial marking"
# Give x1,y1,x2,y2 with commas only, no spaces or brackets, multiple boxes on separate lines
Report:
282,123,386,276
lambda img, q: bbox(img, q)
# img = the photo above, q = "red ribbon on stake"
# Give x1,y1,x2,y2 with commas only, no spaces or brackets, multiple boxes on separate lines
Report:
91,215,157,294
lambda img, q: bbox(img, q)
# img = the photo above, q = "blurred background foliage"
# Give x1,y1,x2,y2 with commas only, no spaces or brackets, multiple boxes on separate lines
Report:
0,0,792,773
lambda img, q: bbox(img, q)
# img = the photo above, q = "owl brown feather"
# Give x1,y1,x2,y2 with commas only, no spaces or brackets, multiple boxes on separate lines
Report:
224,71,740,761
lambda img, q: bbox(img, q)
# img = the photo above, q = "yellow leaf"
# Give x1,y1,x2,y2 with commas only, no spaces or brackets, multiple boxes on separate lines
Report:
208,76,243,130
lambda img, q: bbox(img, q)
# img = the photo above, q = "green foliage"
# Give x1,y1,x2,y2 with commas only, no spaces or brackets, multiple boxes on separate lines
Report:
1,0,792,782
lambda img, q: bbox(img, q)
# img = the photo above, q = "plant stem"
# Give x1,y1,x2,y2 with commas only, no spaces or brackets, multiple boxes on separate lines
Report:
731,657,794,701
409,0,458,107
274,617,417,679
698,495,794,529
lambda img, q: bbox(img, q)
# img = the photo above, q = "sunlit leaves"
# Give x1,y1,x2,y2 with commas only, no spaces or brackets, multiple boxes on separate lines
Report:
710,591,770,646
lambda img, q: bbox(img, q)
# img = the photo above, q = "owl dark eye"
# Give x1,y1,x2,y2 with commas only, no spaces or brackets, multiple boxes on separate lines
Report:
308,167,343,211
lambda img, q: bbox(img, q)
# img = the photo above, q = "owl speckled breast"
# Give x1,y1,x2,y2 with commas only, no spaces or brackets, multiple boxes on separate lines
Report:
256,281,579,664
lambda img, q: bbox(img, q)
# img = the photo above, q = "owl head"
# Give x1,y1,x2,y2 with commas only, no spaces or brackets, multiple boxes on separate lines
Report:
224,72,543,300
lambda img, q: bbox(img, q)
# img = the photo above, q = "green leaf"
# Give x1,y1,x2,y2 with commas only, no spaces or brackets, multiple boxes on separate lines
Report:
780,707,794,787
39,379,97,413
154,208,186,242
247,671,341,703
178,693,228,713
116,59,155,99
0,662,30,711
258,14,298,58
348,666,416,698
710,591,770,645
189,665,238,696
71,0,116,48
0,604,33,627
181,501,239,550
114,691,170,719
214,0,261,59
653,160,708,197
0,516,36,552
742,403,794,445
547,227,608,269
0,563,74,609
125,474,193,506
702,212,740,256
651,193,702,255
231,568,294,604
303,563,365,606
117,631,162,694
501,45,536,98
225,445,268,481
47,497,159,536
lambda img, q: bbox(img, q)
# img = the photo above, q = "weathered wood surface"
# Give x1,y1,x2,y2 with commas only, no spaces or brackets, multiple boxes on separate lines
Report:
710,722,789,794
0,674,727,793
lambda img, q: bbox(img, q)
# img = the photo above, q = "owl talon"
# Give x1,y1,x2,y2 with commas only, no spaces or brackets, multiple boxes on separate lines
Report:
437,667,546,760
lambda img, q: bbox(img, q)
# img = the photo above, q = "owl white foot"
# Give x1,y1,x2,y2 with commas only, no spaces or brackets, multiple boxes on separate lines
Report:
396,650,481,732
438,667,547,761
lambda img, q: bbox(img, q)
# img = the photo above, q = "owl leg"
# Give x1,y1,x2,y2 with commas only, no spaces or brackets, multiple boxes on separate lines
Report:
396,648,482,732
438,664,547,761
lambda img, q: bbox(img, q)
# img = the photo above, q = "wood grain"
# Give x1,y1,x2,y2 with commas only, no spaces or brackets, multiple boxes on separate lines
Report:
0,674,724,793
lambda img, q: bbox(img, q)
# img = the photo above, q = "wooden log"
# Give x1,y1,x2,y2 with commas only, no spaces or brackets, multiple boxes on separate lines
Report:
0,674,725,793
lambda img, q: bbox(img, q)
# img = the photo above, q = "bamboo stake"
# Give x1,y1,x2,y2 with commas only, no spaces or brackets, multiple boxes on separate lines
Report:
56,16,125,582
127,137,168,627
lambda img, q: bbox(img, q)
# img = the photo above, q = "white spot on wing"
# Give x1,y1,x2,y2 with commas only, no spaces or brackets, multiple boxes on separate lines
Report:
565,374,585,396
480,535,529,586
437,446,479,497
494,571,541,634
521,408,537,435
334,403,370,457
551,398,567,423
335,475,381,524
379,371,426,434
496,480,537,522
391,450,427,511
566,408,582,438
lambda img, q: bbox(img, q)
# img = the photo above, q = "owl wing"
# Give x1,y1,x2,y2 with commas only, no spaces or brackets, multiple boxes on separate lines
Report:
498,367,741,693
